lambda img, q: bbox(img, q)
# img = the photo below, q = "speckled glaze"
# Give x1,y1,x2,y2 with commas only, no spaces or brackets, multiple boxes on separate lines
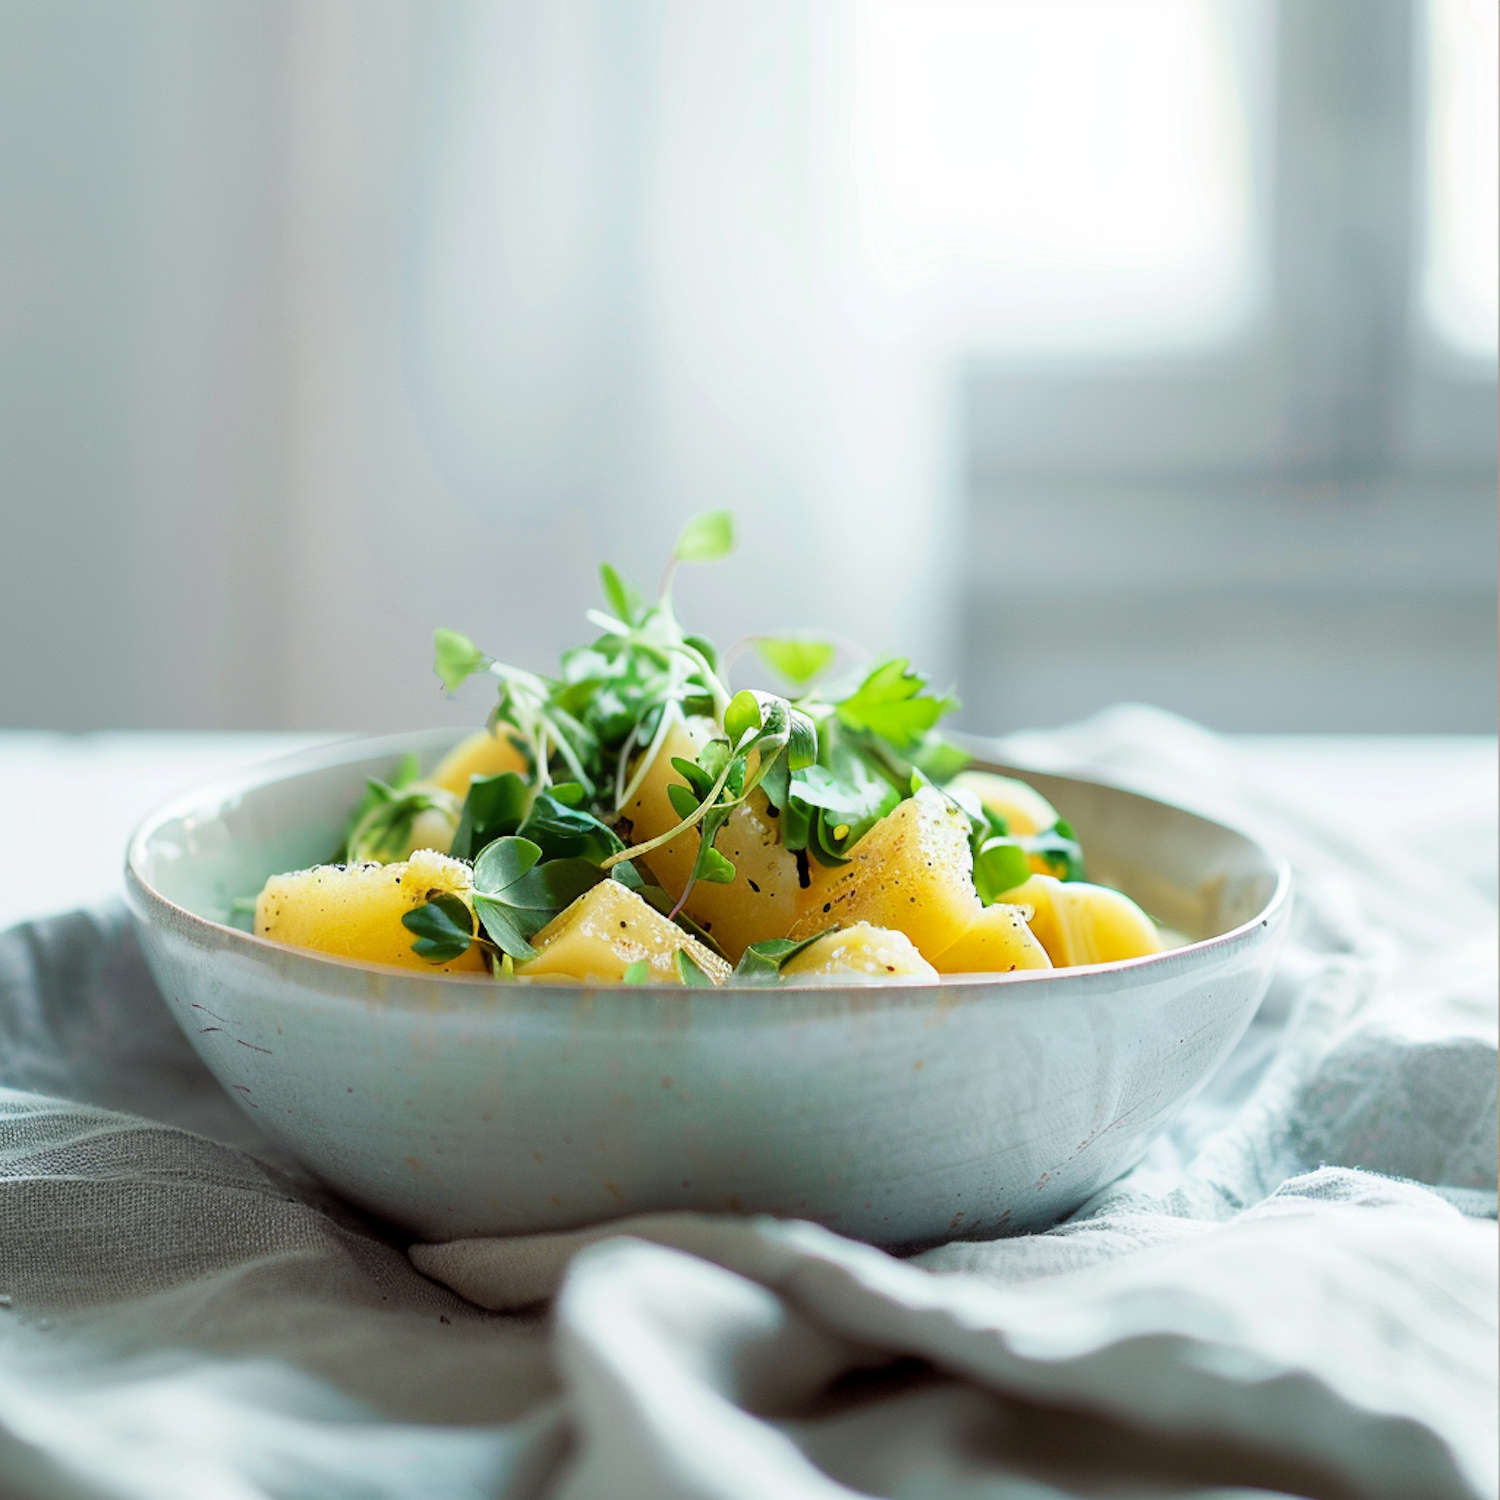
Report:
125,730,1290,1248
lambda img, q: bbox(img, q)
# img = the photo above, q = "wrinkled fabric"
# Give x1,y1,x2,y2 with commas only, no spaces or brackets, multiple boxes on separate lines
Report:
0,710,1493,1499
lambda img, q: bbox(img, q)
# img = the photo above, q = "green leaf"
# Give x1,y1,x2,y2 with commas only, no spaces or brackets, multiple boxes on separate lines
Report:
471,837,550,959
675,948,716,986
913,735,971,784
758,753,790,813
345,783,459,865
670,756,715,800
754,636,836,688
390,752,422,790
599,562,643,626
448,771,530,862
733,926,837,983
724,689,762,747
471,835,606,961
694,844,736,884
434,628,489,693
973,839,1032,905
835,658,959,753
622,960,651,985
473,835,542,890
673,510,736,564
684,634,720,673
471,897,538,962
517,793,624,864
401,893,475,963
786,709,819,771
666,782,701,820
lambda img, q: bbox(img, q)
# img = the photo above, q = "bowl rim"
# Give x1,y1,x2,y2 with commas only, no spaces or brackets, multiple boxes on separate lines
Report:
125,727,1293,998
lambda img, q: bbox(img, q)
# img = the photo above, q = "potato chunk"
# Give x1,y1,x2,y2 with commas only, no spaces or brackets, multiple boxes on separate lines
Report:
517,879,731,985
430,727,530,799
931,903,1053,975
621,714,802,962
780,923,937,982
789,786,981,960
948,770,1059,837
254,849,486,974
1005,875,1162,967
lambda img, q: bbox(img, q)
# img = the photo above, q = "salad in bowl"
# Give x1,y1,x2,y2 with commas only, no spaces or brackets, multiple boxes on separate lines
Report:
252,512,1166,989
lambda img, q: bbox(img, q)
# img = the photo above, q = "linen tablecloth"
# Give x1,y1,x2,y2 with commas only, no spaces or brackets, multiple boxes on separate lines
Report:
0,709,1494,1499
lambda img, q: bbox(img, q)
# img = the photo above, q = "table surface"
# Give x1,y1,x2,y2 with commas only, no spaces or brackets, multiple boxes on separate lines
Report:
0,730,1494,932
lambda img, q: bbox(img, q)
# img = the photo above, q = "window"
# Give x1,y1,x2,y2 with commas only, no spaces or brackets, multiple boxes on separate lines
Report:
934,0,1497,733
851,0,1268,355
1422,0,1498,360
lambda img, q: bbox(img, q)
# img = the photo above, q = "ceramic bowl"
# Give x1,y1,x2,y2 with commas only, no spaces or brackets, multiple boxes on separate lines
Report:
125,729,1289,1248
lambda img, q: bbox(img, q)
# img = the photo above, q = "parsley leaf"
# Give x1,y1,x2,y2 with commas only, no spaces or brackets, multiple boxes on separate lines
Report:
835,659,958,753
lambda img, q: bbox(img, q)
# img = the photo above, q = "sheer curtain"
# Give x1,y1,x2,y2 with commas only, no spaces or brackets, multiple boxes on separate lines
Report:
275,0,959,732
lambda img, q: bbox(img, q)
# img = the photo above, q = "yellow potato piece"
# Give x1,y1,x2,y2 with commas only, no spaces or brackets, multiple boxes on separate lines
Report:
948,770,1060,837
621,714,802,962
1005,875,1163,968
254,849,486,974
517,879,731,985
430,727,530,799
931,903,1053,975
781,922,937,982
789,786,981,961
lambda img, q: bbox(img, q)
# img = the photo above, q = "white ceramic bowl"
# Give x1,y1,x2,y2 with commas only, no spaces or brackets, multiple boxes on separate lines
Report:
126,729,1289,1249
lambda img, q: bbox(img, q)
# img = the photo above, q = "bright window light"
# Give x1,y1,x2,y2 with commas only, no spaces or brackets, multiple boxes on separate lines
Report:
1422,0,1499,361
849,0,1265,355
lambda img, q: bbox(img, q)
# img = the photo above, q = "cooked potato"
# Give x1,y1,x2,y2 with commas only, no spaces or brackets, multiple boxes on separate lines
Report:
948,770,1060,837
254,849,486,974
780,923,937,981
1005,874,1162,967
931,903,1053,975
621,714,802,962
430,727,530,799
517,879,731,984
789,786,981,961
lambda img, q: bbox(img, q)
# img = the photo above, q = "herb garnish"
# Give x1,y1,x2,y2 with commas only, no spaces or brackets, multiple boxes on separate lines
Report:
403,510,996,973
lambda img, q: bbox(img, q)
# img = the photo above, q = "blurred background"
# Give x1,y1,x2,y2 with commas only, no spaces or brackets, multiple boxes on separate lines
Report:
0,0,1494,737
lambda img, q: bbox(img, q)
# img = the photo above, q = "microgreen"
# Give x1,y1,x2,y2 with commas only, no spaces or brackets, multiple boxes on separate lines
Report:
417,512,980,964
674,948,716,987
434,629,490,694
732,926,837,983
673,510,736,564
401,893,475,963
448,771,530,861
753,636,836,689
344,780,460,865
622,960,651,985
468,836,606,961
973,840,1032,904
599,563,644,628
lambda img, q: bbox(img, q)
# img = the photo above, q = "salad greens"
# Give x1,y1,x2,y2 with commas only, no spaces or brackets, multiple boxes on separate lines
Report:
390,510,1082,967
